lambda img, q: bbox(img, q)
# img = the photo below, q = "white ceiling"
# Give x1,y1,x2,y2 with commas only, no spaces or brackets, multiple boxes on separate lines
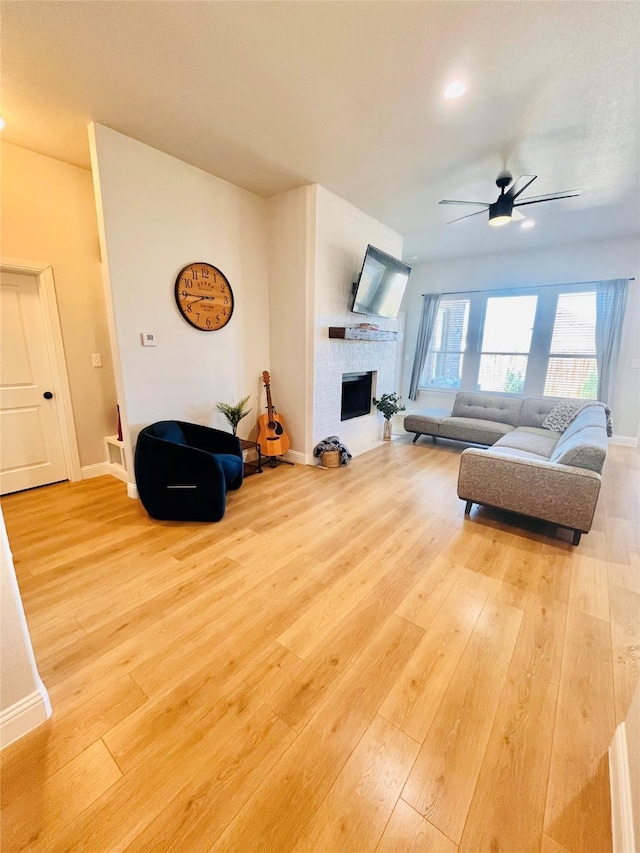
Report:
2,1,639,262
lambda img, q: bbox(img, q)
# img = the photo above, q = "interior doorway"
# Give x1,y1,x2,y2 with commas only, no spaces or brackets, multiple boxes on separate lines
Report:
0,261,80,495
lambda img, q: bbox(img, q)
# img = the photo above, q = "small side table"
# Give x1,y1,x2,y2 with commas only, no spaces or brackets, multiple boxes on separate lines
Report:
238,438,263,475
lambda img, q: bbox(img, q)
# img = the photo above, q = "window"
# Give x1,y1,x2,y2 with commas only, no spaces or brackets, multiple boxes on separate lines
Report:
544,291,598,398
419,284,607,399
477,295,537,394
421,297,470,389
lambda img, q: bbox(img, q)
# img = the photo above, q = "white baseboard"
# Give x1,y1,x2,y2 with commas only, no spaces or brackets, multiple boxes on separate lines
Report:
283,450,306,465
610,435,638,448
82,462,130,482
108,463,129,483
126,482,139,500
609,721,637,853
0,679,52,750
81,462,110,479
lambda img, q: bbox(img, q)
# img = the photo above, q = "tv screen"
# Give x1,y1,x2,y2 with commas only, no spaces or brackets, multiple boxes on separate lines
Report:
351,245,411,320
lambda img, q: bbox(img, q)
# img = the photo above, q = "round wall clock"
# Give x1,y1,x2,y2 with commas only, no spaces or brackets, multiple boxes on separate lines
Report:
174,262,234,331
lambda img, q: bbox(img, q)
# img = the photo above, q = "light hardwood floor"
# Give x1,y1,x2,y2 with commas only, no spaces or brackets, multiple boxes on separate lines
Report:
1,438,638,852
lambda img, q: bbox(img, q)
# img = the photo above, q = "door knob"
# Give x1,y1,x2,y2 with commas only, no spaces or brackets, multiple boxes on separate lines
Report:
43,391,53,399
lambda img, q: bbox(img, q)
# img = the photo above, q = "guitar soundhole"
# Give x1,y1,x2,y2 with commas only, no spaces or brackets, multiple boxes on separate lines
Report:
268,421,284,435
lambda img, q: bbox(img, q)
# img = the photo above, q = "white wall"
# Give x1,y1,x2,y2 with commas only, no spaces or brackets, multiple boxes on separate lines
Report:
89,125,271,475
401,236,640,440
0,141,117,467
312,186,404,457
0,508,51,748
267,186,313,459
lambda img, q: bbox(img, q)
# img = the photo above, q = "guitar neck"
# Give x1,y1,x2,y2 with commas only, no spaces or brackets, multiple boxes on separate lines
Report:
265,384,275,418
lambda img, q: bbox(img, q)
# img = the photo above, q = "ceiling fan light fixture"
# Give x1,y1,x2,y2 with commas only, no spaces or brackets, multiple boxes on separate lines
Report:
488,198,512,227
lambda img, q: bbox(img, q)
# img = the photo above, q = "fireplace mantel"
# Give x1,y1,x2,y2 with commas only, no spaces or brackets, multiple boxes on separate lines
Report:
328,327,401,341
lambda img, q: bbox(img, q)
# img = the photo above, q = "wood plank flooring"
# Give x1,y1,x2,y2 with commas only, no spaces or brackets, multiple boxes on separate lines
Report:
1,438,638,852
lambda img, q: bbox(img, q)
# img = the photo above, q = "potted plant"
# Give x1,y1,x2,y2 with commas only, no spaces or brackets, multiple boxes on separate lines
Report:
373,392,406,440
216,395,252,436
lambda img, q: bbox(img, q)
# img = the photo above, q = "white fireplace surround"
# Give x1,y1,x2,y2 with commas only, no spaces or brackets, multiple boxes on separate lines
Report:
311,188,404,459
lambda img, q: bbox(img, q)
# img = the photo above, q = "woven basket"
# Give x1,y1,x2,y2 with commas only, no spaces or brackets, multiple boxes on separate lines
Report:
321,450,341,468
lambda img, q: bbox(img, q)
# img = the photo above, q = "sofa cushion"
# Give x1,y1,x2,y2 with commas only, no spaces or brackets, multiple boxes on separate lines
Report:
452,392,522,426
517,426,563,440
494,430,558,458
439,416,515,445
554,405,607,450
481,446,550,462
549,426,607,473
518,397,565,428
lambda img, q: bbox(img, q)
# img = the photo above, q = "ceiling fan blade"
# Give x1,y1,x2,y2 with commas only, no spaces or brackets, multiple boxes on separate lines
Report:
514,191,582,208
514,189,582,205
439,199,491,206
507,175,537,201
446,208,488,224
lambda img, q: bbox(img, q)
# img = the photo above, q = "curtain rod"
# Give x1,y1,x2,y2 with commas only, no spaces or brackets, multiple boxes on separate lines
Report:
422,277,635,297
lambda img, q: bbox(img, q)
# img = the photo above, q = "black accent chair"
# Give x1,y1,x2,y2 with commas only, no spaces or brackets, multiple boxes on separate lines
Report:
134,421,243,522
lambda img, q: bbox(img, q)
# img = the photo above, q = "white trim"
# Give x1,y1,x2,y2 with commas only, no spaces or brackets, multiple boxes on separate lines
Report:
127,482,139,500
0,679,52,750
109,463,129,483
303,185,316,462
82,462,110,479
82,462,129,483
283,450,305,466
609,721,637,853
610,435,638,448
88,124,134,487
1,257,82,483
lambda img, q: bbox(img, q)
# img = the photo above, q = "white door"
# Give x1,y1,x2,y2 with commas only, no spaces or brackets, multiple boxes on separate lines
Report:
0,271,68,494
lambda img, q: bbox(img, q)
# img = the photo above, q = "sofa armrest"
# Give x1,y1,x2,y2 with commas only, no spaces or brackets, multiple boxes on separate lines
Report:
457,448,602,532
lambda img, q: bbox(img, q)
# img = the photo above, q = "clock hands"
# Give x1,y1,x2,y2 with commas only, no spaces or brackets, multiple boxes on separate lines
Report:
184,295,219,304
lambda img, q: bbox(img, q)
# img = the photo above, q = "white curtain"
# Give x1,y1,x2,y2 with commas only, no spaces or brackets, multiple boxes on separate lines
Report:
408,294,441,401
595,279,628,405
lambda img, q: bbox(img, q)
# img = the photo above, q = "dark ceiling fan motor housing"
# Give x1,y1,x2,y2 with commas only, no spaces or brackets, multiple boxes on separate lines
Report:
489,194,513,221
439,171,582,225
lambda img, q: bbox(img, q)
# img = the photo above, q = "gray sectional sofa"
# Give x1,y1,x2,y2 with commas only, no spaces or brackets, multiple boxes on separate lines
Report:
404,392,609,545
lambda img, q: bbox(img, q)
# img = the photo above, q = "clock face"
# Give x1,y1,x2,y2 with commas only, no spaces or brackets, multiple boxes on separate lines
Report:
174,262,234,331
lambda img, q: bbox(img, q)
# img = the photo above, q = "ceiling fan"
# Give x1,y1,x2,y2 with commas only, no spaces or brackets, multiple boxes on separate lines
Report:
439,171,582,226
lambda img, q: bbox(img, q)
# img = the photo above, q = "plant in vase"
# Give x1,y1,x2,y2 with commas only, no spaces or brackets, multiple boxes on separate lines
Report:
216,395,252,436
373,392,406,440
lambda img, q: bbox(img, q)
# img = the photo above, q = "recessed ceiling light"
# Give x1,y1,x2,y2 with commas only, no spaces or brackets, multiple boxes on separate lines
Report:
409,255,418,261
520,220,535,229
443,81,466,99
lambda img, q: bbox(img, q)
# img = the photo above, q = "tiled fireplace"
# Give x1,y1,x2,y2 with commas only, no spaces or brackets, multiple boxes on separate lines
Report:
310,186,404,459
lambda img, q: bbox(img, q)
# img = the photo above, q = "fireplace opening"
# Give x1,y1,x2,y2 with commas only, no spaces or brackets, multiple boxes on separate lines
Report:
341,372,373,421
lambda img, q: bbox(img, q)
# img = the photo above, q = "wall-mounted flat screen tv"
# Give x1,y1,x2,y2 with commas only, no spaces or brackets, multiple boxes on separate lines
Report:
350,245,411,320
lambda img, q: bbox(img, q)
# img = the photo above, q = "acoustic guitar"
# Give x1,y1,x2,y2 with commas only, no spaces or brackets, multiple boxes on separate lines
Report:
257,371,291,458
